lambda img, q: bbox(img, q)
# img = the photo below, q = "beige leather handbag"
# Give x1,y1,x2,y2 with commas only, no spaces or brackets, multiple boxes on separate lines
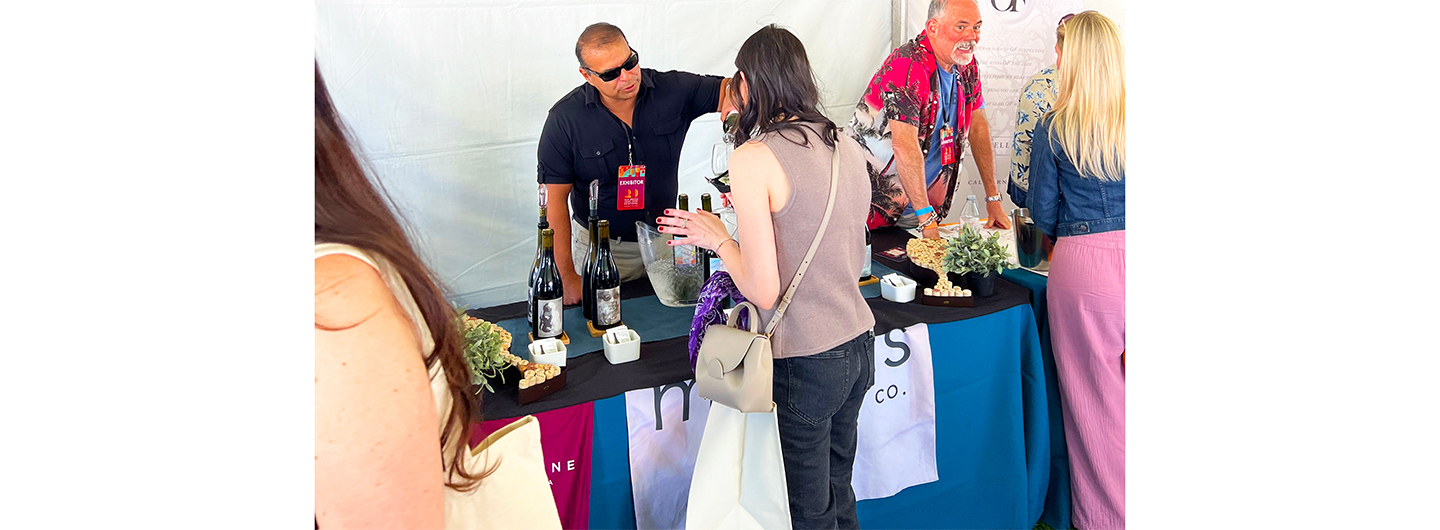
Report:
695,145,841,413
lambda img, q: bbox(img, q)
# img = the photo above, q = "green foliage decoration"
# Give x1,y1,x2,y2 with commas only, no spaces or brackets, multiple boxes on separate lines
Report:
455,306,512,394
942,224,1018,276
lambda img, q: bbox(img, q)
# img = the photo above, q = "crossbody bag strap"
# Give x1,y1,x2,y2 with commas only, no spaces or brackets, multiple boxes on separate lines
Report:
763,141,841,338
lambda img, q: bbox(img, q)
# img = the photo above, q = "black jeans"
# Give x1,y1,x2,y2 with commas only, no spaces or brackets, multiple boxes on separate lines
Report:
772,330,876,530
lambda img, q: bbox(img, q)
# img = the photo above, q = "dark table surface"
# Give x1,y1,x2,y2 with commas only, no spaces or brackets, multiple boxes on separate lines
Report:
470,226,1029,420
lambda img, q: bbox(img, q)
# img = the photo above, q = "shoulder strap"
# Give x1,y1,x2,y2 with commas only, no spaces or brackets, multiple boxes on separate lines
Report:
763,141,841,337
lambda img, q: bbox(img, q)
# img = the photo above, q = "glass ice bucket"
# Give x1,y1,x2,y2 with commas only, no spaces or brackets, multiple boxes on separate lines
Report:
635,221,705,307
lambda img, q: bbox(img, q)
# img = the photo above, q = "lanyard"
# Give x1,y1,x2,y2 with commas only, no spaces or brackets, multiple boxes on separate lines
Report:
938,68,958,130
619,119,634,166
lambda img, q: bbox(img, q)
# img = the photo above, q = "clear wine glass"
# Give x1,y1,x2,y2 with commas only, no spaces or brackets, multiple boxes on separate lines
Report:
710,142,732,176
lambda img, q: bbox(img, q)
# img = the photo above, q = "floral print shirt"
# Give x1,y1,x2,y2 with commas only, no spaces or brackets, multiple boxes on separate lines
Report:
1008,65,1059,207
846,32,984,229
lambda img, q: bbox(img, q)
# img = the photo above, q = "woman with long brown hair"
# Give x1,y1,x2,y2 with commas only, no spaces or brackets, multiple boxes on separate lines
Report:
313,62,481,528
658,25,875,528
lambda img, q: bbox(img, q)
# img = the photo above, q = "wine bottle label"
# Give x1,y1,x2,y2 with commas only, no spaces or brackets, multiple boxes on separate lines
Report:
674,246,696,267
596,287,621,326
536,298,563,338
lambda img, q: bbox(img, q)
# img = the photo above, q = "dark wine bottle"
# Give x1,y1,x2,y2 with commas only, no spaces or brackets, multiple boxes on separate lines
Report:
861,225,872,281
533,228,564,339
528,185,548,327
583,180,600,322
674,194,694,267
591,220,622,330
700,193,714,279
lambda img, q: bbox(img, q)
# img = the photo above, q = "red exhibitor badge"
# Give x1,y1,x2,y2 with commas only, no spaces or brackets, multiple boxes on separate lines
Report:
618,165,646,211
939,126,956,166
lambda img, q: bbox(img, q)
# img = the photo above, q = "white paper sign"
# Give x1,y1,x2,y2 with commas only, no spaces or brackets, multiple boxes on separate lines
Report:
624,380,711,529
853,324,939,500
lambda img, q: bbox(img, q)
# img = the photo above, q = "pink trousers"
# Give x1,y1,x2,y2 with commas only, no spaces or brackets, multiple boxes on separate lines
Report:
1047,230,1125,530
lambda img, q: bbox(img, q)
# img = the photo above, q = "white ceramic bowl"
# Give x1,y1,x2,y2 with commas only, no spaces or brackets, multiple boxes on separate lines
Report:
880,274,917,303
602,329,641,364
527,338,567,367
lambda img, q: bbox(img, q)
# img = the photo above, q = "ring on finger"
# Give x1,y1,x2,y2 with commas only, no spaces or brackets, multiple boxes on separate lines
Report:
682,220,688,228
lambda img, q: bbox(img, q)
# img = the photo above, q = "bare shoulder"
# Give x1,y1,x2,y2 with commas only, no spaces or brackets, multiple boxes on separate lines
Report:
315,253,390,330
730,141,782,178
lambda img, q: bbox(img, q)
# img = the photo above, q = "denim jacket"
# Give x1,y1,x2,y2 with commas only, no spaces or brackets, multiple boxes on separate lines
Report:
1027,116,1125,239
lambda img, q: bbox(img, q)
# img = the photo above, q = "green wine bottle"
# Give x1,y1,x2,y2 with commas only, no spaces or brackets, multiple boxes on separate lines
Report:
583,180,600,321
532,229,564,339
591,220,622,330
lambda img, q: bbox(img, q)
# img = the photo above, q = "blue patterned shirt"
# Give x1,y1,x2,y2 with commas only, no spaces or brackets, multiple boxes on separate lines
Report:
1007,65,1059,207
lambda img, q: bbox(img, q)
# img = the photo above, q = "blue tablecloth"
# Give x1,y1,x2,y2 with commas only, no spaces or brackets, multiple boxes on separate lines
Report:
590,303,1051,530
1002,268,1071,530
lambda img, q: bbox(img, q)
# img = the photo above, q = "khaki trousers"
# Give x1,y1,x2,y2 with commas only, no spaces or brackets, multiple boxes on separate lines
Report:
570,219,647,282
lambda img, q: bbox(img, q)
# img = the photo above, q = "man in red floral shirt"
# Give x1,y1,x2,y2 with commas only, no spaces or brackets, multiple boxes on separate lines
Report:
847,0,1010,237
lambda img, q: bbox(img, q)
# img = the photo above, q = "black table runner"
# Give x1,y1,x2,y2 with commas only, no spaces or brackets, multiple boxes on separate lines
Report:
475,226,1031,420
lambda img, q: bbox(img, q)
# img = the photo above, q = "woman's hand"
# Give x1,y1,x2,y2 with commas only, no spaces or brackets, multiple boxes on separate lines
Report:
657,208,729,251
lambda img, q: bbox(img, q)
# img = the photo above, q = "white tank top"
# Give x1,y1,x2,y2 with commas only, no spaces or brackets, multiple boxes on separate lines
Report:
314,243,454,443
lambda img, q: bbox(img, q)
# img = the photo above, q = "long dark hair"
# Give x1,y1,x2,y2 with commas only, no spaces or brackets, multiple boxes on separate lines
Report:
728,24,838,149
314,63,482,492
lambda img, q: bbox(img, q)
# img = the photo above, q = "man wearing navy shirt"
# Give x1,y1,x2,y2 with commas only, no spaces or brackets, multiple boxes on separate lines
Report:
538,22,733,305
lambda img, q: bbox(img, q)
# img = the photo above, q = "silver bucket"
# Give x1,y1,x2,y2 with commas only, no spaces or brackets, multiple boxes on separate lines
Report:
1011,208,1053,271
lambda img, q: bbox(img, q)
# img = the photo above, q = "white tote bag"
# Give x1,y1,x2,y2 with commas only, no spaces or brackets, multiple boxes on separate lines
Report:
444,415,562,530
684,404,792,530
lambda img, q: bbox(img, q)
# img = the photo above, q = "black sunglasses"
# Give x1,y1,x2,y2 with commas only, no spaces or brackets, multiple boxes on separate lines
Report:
585,49,639,82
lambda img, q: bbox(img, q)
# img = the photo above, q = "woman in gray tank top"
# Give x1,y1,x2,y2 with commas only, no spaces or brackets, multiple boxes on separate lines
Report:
657,25,877,529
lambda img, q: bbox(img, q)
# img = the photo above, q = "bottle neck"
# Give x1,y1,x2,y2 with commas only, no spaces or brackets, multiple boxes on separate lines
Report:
541,231,556,258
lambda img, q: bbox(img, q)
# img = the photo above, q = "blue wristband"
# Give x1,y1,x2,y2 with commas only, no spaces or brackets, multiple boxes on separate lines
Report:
913,206,934,217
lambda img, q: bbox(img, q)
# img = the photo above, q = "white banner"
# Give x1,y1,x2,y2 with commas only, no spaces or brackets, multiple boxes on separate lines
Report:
853,324,939,500
624,380,711,530
626,325,941,526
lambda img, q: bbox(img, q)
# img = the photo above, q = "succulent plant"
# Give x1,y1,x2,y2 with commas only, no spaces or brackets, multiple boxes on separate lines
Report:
455,306,513,394
942,224,1017,276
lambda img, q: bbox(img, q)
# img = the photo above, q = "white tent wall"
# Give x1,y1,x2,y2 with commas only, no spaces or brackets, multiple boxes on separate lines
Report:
315,0,1123,309
316,0,891,309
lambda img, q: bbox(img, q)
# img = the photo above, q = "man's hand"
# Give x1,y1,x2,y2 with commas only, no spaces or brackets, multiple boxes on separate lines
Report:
985,201,1011,229
718,78,736,116
968,109,1011,230
888,120,933,237
561,270,583,306
922,225,940,239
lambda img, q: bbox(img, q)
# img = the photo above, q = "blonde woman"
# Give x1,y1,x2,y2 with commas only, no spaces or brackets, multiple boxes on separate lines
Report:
1026,11,1126,530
